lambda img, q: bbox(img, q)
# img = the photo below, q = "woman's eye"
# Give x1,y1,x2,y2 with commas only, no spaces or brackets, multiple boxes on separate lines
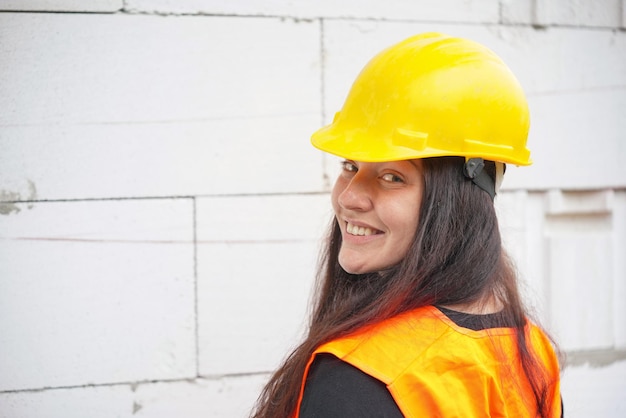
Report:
381,173,404,183
341,161,358,173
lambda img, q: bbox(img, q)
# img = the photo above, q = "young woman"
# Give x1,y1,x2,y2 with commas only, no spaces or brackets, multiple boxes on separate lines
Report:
252,32,562,418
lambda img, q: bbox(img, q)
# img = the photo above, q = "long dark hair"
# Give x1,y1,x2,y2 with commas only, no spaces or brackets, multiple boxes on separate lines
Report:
252,156,559,417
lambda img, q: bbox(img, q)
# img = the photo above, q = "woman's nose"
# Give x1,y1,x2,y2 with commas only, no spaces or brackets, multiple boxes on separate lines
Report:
337,174,374,212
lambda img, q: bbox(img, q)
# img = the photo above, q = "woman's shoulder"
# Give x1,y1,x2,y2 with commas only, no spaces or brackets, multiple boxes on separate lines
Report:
314,305,543,381
299,353,403,418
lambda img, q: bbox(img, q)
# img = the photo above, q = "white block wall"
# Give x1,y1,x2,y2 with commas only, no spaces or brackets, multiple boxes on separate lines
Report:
0,1,624,417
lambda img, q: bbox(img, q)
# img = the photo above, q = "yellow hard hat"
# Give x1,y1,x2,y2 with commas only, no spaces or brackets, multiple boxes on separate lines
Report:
311,32,531,166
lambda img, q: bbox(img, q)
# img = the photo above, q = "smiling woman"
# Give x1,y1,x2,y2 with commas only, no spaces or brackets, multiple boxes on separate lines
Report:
252,32,562,418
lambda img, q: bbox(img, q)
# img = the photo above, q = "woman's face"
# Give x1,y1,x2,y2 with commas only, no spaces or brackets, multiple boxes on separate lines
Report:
331,159,424,274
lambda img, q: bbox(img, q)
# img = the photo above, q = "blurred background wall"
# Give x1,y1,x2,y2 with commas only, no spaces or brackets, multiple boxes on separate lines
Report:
0,1,625,416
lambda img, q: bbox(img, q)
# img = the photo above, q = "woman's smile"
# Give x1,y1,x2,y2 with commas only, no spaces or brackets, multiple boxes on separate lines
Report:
345,221,383,237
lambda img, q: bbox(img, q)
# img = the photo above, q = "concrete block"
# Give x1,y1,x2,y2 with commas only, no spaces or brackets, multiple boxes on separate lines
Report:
533,0,622,28
500,0,534,24
0,116,324,201
546,212,614,351
505,89,626,191
0,13,320,126
196,194,330,375
502,0,623,27
509,28,626,95
496,191,541,314
0,374,268,418
198,241,316,375
197,194,331,242
0,0,122,12
496,190,550,320
499,189,625,353
546,189,614,215
0,12,326,200
125,0,499,22
131,375,268,417
0,199,196,391
496,191,529,276
0,383,136,418
560,361,626,417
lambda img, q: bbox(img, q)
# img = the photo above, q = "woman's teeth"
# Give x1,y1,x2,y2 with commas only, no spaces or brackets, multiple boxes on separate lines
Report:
346,222,379,236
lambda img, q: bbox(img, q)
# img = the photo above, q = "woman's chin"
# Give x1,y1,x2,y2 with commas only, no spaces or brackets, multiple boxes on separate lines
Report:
338,257,381,275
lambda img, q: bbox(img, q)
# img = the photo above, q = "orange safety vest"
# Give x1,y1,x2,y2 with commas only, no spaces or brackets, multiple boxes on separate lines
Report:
295,305,561,417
